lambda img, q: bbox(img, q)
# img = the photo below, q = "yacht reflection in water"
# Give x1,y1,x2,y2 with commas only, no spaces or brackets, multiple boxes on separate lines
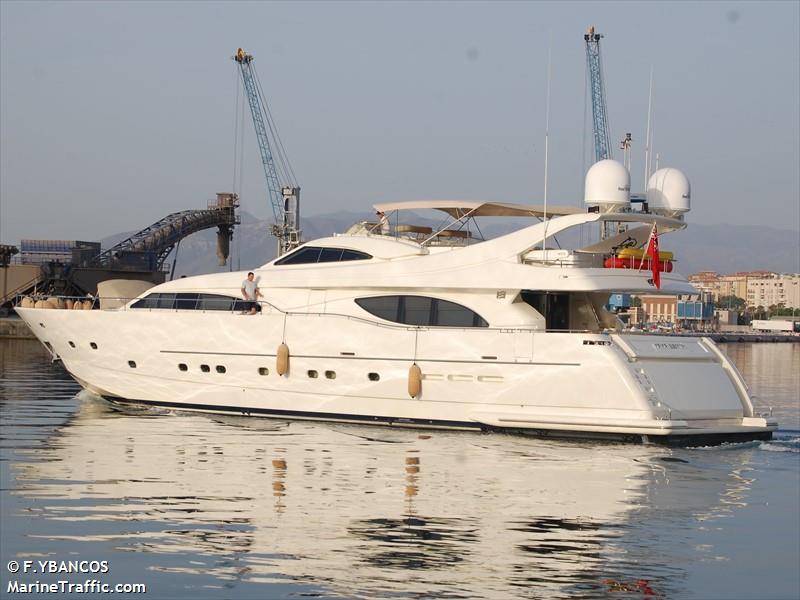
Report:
13,393,757,599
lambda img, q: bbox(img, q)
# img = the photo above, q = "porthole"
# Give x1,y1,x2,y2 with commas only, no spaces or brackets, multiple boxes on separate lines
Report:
325,370,336,380
307,370,318,379
90,342,98,349
368,372,380,381
68,341,76,348
216,365,226,374
200,364,210,373
128,361,137,369
178,363,188,372
258,367,269,376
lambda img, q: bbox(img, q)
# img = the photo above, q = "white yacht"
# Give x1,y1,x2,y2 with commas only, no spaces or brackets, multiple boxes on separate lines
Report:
16,162,777,445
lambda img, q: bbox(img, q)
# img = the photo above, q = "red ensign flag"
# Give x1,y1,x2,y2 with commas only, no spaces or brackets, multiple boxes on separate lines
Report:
645,223,660,289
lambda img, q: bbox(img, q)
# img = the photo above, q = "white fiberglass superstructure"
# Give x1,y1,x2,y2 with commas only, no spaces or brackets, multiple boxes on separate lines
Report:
16,167,777,444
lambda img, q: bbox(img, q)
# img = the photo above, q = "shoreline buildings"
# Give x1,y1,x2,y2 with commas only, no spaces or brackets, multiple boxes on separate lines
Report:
623,271,799,331
688,272,799,310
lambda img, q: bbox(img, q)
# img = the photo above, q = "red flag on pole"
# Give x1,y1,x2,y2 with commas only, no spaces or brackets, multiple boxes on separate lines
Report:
645,223,660,289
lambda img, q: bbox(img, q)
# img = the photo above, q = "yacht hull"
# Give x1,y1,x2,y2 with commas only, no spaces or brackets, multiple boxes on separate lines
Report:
101,396,773,446
16,306,777,445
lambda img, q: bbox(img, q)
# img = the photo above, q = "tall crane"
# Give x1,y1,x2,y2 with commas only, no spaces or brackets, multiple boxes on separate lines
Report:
584,26,613,163
234,48,301,256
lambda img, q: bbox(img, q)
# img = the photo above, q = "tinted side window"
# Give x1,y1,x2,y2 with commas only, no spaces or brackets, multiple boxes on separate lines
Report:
318,248,344,263
275,246,372,265
131,294,158,309
175,293,199,310
131,292,242,311
355,296,400,322
401,296,432,326
197,294,234,311
340,249,372,261
356,296,488,327
275,247,322,265
435,299,488,327
156,293,177,309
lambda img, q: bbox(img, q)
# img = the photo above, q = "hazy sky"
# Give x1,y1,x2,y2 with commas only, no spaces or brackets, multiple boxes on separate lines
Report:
1,1,798,243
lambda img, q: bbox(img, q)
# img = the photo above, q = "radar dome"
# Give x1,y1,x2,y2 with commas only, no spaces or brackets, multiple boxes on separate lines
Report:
584,159,631,210
646,168,690,217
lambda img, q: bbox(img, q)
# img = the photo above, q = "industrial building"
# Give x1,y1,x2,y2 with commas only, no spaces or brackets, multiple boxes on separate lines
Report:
1,194,239,310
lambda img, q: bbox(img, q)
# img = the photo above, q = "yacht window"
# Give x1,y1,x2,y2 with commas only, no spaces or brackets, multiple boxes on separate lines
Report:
128,361,137,368
216,365,226,374
318,248,344,263
131,292,241,311
156,293,177,310
200,364,210,373
368,372,380,381
178,363,188,371
197,294,235,311
276,247,321,265
175,293,199,310
131,295,158,309
357,296,399,322
402,296,433,326
437,299,487,327
341,249,371,261
275,246,372,265
355,296,488,328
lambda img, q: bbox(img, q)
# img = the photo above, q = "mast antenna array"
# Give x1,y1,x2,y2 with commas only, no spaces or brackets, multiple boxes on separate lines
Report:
234,48,301,256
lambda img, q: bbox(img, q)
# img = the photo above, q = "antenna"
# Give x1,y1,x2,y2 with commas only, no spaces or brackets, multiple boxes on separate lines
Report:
620,132,632,171
542,34,553,255
644,66,654,184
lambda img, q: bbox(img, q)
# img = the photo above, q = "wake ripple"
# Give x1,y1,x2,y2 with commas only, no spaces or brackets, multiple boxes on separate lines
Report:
689,432,800,453
759,435,800,453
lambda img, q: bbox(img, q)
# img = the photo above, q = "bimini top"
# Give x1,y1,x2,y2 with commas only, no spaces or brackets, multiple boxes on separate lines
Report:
372,200,584,219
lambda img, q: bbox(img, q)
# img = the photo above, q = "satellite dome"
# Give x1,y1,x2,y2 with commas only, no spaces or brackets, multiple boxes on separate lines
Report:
646,168,690,217
584,159,631,210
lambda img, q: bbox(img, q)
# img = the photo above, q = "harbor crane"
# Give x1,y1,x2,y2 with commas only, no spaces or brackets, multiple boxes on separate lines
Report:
584,26,613,163
234,48,301,256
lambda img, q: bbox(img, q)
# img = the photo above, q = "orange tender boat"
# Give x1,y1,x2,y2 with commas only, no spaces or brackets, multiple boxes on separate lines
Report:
603,248,674,273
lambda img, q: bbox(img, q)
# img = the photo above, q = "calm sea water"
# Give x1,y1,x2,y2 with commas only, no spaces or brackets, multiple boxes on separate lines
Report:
1,339,798,600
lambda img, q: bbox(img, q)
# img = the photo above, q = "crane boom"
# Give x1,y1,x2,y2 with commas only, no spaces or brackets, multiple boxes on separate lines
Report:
584,27,613,163
234,48,300,256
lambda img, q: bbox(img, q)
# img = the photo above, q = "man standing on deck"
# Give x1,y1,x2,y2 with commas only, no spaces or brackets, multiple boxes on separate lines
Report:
376,210,390,235
241,272,262,315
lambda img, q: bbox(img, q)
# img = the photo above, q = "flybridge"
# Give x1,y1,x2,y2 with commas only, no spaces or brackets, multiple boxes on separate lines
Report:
360,200,685,249
372,200,583,219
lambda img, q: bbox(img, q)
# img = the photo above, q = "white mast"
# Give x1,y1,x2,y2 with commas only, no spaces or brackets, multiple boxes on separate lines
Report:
542,35,553,255
644,67,654,185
